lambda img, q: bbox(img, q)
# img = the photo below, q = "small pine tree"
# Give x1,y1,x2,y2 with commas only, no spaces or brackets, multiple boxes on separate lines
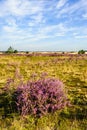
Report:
6,46,14,53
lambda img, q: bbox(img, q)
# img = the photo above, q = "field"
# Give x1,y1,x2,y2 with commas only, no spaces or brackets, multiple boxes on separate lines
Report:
0,53,87,130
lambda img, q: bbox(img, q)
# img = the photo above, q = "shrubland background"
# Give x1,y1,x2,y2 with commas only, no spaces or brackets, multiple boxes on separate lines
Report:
0,53,87,130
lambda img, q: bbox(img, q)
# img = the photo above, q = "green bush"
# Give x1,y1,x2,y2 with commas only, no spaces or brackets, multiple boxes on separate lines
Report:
6,46,14,53
78,50,85,54
14,50,18,53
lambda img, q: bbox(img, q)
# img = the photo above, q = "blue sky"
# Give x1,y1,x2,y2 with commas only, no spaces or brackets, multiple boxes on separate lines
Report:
0,0,87,51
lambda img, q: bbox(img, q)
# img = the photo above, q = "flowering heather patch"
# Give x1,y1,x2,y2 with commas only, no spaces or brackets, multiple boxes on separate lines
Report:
14,77,69,117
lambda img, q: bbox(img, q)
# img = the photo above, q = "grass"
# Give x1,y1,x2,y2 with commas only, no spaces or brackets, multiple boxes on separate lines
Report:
0,53,87,130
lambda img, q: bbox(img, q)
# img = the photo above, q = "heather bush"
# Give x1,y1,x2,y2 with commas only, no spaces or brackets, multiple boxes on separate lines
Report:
14,77,69,117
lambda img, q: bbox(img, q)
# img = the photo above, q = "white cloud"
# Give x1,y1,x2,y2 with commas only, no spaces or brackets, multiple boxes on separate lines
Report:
28,13,45,27
75,35,87,39
2,22,67,44
56,0,87,18
73,32,79,36
56,0,67,9
38,23,67,35
6,18,17,26
3,17,18,33
82,13,87,19
28,22,35,27
2,20,79,43
3,26,16,33
0,0,43,17
54,33,65,37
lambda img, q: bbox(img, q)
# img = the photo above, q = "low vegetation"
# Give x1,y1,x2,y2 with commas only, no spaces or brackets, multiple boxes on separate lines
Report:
0,53,87,130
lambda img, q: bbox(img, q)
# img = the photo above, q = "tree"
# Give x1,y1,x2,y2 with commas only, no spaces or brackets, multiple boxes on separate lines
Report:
14,50,18,53
6,46,14,53
6,46,18,54
78,50,85,54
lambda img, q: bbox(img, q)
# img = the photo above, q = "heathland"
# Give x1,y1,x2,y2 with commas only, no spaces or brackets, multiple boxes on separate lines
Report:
0,53,87,130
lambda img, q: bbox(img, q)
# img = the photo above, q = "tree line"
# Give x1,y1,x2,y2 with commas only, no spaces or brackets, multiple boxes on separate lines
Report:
5,46,86,54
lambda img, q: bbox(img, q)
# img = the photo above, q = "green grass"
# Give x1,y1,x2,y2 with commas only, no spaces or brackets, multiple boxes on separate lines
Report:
0,54,87,130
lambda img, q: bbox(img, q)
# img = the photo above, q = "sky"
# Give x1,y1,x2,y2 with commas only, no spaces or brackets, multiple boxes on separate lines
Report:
0,0,87,51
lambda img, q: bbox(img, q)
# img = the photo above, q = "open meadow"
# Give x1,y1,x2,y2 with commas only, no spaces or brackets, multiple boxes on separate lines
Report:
0,53,87,130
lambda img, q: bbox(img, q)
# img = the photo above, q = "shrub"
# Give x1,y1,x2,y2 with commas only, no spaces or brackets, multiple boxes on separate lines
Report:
14,50,18,53
14,77,69,117
26,51,29,54
78,50,85,54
